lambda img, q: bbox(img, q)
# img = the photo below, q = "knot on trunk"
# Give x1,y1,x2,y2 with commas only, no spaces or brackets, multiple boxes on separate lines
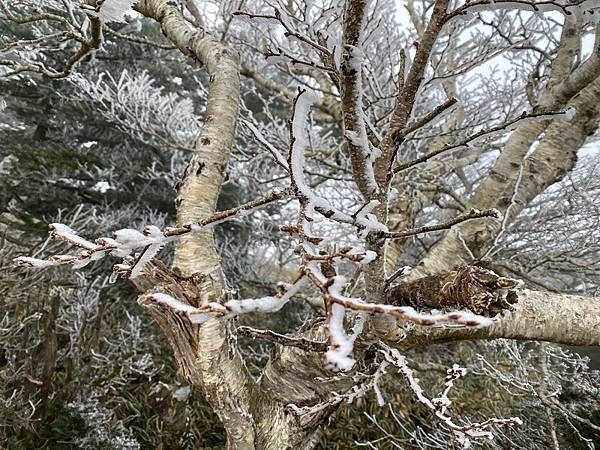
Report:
388,266,520,317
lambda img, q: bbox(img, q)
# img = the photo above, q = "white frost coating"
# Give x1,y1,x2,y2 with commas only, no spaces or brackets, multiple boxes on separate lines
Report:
72,257,92,269
128,226,168,279
129,243,162,279
360,250,377,265
324,276,363,372
93,181,111,193
95,0,136,23
459,0,600,21
291,90,320,199
335,295,494,327
372,361,388,406
321,273,494,371
150,293,231,326
397,265,412,276
14,256,57,268
290,91,385,233
188,311,220,324
27,224,172,277
324,302,356,372
226,297,284,314
225,277,306,315
381,345,522,447
111,226,169,272
291,91,355,223
432,364,467,415
240,119,289,169
113,228,146,245
306,260,327,284
151,293,199,314
354,200,388,237
50,223,100,250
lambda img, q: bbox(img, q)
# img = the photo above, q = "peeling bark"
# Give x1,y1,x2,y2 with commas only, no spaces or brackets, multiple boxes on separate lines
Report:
388,266,519,316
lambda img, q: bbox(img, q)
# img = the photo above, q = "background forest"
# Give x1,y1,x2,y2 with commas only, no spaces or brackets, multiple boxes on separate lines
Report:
1,0,599,449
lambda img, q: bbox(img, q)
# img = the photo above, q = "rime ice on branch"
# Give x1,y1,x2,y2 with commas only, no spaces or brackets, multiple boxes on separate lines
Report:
82,0,137,23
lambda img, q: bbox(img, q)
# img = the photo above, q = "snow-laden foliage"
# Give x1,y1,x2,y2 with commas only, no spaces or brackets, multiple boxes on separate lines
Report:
71,70,202,152
95,0,137,23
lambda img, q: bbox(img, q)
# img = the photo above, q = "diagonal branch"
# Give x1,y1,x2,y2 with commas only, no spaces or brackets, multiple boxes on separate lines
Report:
379,208,500,240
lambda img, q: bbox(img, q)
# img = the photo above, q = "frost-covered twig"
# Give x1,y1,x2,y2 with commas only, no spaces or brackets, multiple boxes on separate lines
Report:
240,118,289,170
288,89,387,234
379,343,522,448
14,188,293,277
287,360,390,416
330,295,495,327
143,270,307,324
1,14,102,79
448,0,600,21
386,97,459,178
165,187,293,236
433,364,468,415
233,8,331,56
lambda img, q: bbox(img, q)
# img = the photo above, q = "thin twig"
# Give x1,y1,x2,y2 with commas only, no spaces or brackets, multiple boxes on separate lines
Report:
236,326,327,352
379,208,500,240
393,109,572,174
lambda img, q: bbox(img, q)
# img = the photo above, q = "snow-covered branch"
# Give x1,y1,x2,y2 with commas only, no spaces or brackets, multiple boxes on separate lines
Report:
380,343,522,449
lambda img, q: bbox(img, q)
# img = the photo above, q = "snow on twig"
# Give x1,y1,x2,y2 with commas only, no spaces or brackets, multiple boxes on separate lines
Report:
379,343,522,448
380,208,501,240
14,188,292,278
287,359,390,416
289,89,387,234
240,118,289,170
451,0,600,22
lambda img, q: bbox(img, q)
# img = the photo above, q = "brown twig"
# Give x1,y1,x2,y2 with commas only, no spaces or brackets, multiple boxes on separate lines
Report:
379,208,501,240
236,326,327,352
393,109,572,174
